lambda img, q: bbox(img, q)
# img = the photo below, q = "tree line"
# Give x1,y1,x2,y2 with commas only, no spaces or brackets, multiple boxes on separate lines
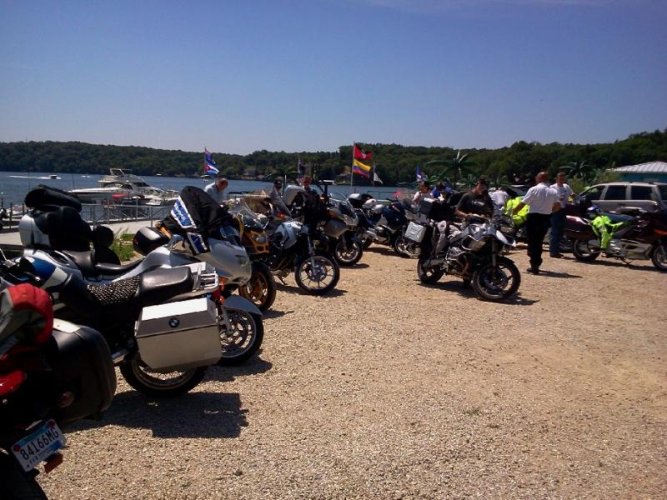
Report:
1,129,665,188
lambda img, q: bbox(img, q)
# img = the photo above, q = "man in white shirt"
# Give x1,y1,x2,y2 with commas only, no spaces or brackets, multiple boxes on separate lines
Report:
549,171,574,258
204,174,228,204
490,185,510,210
513,172,560,274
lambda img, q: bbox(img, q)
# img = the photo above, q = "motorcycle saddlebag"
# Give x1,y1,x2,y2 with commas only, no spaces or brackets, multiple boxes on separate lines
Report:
48,322,117,425
133,226,171,255
404,221,427,243
135,297,221,371
419,198,454,222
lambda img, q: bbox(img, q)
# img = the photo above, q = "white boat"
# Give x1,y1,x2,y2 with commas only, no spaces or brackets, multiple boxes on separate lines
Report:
69,168,179,205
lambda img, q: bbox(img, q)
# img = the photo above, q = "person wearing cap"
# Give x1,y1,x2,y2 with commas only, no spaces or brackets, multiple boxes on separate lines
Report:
269,178,291,217
204,174,229,204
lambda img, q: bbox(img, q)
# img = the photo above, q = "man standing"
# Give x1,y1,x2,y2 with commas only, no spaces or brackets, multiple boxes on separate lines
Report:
513,172,560,274
204,174,228,204
413,180,431,206
269,178,291,217
490,185,510,211
549,171,574,258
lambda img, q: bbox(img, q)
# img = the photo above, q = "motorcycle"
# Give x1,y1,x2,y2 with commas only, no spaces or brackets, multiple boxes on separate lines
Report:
261,216,340,295
18,186,265,366
319,195,364,267
225,199,277,311
282,184,363,267
412,198,521,301
2,250,225,397
352,196,420,258
0,282,116,498
565,206,667,271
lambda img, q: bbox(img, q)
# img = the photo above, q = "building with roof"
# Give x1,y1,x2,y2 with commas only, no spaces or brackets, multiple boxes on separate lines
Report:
610,161,667,182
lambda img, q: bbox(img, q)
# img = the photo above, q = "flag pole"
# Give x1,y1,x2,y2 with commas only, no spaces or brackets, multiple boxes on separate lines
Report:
351,142,355,192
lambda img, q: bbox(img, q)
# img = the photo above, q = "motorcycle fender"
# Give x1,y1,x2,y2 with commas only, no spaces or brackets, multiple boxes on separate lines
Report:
224,295,262,316
495,230,515,247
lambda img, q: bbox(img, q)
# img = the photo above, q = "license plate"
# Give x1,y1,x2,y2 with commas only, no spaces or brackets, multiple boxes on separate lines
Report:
12,420,66,472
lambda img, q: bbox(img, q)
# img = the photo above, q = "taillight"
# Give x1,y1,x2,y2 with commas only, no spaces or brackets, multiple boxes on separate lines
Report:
212,277,226,304
0,370,27,396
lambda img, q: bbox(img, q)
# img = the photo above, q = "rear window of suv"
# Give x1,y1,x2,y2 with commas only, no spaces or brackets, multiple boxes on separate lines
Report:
659,185,667,201
604,185,626,200
630,185,654,200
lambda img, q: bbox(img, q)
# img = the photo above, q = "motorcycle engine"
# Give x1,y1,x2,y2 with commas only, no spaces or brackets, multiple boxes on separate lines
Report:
445,246,466,272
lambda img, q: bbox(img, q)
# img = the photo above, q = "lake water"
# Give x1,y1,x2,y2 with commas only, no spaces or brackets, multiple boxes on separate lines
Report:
0,171,409,209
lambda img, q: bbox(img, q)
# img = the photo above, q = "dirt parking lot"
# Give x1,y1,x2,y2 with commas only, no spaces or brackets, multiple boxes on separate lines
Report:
41,245,666,499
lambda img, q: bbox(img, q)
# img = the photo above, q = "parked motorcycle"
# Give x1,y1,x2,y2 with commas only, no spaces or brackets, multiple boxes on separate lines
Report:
261,216,340,295
0,282,116,497
2,251,225,397
282,184,363,267
565,206,667,271
351,196,419,258
18,186,265,366
412,198,521,301
319,195,364,266
226,199,277,311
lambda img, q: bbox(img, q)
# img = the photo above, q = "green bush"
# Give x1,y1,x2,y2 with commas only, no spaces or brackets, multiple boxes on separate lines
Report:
111,232,136,262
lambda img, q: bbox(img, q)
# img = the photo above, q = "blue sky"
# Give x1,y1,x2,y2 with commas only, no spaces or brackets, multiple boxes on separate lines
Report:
1,0,665,155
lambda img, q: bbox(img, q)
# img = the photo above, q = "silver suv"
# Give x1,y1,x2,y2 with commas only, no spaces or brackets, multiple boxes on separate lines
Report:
580,182,667,213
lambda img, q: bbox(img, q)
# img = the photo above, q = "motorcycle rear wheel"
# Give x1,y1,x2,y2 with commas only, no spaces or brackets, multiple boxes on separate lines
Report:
217,309,264,366
417,255,445,284
650,242,667,272
238,262,277,311
335,238,363,266
472,257,521,301
295,252,340,295
572,239,601,262
120,357,208,397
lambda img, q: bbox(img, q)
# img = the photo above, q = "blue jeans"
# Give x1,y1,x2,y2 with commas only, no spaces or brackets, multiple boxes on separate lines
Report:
550,211,566,256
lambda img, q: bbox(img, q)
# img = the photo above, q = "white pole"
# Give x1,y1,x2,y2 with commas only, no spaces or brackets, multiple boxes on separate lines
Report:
351,142,354,191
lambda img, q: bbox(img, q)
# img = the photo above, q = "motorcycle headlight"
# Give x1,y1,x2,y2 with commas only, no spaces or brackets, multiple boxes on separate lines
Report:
253,234,268,244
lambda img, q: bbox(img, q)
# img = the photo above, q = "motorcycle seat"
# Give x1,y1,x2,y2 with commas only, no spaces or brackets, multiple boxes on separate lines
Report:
136,267,194,307
65,250,143,279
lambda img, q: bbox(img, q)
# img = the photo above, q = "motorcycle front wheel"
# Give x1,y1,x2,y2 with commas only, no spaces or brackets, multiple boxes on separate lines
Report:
238,262,277,311
650,242,667,272
472,257,521,301
335,237,363,266
217,309,264,366
417,255,445,284
572,239,601,262
120,357,208,397
295,252,340,295
393,235,420,259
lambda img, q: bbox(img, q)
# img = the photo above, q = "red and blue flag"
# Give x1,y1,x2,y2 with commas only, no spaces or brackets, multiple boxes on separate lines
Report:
204,148,219,176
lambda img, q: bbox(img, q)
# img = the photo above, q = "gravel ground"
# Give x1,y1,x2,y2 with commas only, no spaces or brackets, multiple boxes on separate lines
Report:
40,245,666,499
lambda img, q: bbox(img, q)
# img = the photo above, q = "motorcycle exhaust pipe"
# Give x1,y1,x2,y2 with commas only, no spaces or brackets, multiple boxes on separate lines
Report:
111,348,130,365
